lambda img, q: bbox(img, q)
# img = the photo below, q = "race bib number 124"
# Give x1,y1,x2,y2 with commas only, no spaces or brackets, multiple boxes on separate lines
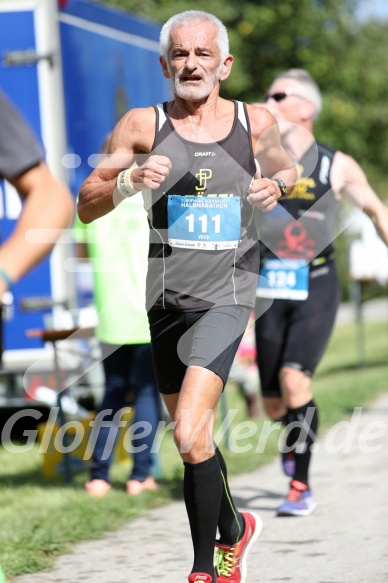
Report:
257,258,309,300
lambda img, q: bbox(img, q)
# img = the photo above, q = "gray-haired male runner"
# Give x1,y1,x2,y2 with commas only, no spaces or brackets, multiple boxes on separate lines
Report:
254,69,388,517
78,11,296,583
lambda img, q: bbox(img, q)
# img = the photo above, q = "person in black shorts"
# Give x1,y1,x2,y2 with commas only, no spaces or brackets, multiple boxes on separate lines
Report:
78,11,296,583
254,69,388,517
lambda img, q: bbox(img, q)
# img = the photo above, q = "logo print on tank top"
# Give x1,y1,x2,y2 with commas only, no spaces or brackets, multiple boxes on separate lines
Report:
319,155,330,185
277,222,316,260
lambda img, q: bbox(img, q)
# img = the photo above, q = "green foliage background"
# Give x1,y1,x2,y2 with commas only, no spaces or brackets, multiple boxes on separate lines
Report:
97,0,388,296
100,0,388,191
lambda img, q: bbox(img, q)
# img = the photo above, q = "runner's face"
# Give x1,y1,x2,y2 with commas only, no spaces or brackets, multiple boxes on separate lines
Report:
163,22,227,101
264,80,314,133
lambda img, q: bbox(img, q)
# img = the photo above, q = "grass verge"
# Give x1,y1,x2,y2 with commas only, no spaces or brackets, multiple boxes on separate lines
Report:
1,319,387,578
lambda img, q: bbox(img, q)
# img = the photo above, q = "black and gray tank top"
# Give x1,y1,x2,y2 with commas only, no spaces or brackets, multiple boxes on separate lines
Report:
144,100,259,312
258,142,337,263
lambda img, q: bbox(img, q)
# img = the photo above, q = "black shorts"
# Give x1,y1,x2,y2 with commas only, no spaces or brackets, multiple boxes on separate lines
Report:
254,258,341,397
148,305,252,394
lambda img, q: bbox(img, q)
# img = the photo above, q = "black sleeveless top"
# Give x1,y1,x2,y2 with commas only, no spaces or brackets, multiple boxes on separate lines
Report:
258,142,337,263
144,100,259,312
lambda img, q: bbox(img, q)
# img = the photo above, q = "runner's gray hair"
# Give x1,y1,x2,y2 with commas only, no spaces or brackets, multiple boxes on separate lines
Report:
275,69,322,118
160,11,230,62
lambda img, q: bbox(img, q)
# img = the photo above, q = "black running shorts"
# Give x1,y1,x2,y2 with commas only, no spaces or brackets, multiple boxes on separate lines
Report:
148,305,252,394
254,258,341,397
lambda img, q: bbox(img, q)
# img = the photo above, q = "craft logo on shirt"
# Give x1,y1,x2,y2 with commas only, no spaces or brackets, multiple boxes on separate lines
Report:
195,168,212,191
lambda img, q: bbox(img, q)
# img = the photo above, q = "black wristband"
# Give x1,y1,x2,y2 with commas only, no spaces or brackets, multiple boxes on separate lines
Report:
273,178,288,200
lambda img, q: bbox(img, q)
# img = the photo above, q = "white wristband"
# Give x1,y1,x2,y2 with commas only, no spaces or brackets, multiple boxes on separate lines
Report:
116,162,140,198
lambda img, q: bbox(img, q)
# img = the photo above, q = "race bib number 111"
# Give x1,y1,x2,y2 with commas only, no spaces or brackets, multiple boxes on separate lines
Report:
167,195,241,251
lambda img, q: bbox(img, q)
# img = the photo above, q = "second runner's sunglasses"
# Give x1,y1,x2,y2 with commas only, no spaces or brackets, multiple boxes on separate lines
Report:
264,90,310,103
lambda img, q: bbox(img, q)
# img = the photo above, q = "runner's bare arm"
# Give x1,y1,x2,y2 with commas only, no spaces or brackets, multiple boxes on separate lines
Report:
246,105,296,212
332,152,388,245
77,107,171,224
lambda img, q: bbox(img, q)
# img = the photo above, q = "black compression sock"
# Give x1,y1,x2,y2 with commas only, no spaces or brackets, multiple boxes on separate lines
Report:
215,446,245,545
285,400,318,487
184,455,221,579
